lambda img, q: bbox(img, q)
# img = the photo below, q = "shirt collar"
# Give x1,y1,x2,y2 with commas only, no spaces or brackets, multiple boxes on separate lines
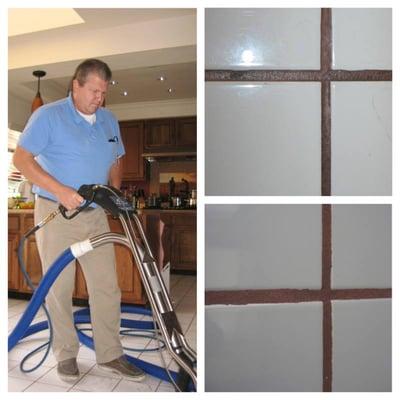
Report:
67,92,104,125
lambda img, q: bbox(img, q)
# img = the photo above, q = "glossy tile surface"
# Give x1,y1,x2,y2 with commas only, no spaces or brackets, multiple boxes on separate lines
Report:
332,9,392,69
206,205,321,290
206,82,321,195
205,303,323,391
332,205,391,289
331,82,392,195
205,8,321,69
332,299,391,392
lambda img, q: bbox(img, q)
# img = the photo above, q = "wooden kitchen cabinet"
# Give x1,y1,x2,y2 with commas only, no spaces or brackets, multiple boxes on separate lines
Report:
8,213,42,293
19,215,42,293
144,118,175,150
170,214,196,271
156,212,196,272
8,212,145,305
175,117,197,150
108,217,144,304
144,116,196,152
119,121,145,181
8,220,20,290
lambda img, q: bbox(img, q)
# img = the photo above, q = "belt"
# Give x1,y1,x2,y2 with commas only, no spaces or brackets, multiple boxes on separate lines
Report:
36,195,96,211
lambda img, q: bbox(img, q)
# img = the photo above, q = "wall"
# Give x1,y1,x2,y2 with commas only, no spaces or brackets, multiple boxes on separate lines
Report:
149,160,196,196
205,204,391,392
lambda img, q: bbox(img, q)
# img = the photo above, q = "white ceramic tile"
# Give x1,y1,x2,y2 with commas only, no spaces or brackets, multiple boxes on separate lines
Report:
113,375,161,391
8,346,58,368
331,82,391,195
332,9,392,69
205,302,322,391
332,299,391,392
9,363,51,382
8,359,19,371
24,382,69,392
205,82,321,195
73,373,120,392
157,381,176,392
205,8,320,69
332,205,391,289
112,379,154,392
206,205,321,290
36,367,78,389
8,376,33,392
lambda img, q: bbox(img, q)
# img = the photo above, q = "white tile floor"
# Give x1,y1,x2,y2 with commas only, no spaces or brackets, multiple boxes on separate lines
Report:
8,274,196,392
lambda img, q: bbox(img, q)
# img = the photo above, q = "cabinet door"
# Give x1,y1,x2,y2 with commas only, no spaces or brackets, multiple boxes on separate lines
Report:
171,215,197,271
108,217,144,304
171,226,197,271
74,262,88,300
175,117,197,150
8,232,20,290
119,121,145,180
144,119,175,151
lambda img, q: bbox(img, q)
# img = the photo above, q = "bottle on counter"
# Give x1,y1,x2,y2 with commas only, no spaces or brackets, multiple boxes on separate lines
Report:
137,189,146,209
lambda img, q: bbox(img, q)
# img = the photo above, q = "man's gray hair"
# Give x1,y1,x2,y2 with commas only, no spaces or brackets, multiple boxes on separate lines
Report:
70,59,112,90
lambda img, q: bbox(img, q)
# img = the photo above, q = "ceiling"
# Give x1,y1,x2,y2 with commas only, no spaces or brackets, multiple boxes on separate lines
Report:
8,8,196,107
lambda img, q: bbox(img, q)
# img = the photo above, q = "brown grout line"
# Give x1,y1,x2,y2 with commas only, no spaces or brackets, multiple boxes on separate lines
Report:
205,69,392,82
331,288,392,300
205,289,323,305
322,205,332,289
320,8,332,196
321,84,331,196
329,69,392,81
322,300,332,392
204,288,391,306
320,8,332,73
205,70,322,81
321,9,333,386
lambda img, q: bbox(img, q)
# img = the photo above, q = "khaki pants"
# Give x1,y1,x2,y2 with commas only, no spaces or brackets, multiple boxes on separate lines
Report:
34,197,123,363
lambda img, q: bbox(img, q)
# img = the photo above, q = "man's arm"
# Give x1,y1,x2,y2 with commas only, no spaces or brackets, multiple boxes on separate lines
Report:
13,146,83,210
108,157,123,189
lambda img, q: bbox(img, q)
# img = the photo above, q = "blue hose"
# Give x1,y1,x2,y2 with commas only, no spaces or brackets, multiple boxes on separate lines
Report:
8,248,194,391
8,248,75,351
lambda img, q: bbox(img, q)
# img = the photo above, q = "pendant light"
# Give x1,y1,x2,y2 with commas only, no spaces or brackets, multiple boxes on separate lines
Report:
31,70,46,113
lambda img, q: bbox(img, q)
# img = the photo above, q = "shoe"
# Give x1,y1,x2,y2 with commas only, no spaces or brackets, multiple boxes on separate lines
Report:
57,358,80,381
98,355,145,381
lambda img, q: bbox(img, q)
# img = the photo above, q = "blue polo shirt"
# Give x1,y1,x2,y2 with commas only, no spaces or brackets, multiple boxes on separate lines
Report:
18,94,125,201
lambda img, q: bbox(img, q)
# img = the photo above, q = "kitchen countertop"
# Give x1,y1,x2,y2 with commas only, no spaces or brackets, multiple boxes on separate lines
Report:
8,208,196,215
8,209,34,213
139,208,196,214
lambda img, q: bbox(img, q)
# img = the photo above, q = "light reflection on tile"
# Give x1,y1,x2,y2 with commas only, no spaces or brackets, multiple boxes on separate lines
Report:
206,8,321,69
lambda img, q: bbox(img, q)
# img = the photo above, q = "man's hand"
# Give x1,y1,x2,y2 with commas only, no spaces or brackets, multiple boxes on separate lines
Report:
55,185,84,211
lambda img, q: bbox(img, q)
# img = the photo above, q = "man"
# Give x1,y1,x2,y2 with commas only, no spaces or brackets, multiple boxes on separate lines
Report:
13,59,145,382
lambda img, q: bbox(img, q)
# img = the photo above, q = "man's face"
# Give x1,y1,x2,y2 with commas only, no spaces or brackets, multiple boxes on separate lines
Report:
72,73,108,115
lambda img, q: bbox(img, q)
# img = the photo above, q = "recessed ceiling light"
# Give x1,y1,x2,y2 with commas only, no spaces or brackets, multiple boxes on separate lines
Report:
121,91,128,96
167,88,174,93
158,76,166,81
110,80,118,86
